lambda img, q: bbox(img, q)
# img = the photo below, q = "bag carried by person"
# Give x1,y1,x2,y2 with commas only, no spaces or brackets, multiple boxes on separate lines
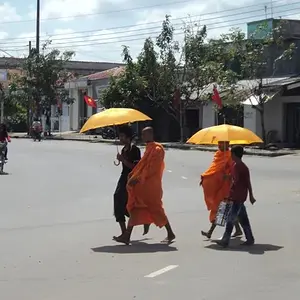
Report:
215,200,233,226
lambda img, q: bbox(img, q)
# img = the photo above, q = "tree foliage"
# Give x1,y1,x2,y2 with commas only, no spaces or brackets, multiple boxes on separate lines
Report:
101,17,296,142
101,15,237,122
9,42,75,119
219,21,296,142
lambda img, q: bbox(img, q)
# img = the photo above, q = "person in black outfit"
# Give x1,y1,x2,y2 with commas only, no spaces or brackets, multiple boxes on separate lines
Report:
113,125,150,239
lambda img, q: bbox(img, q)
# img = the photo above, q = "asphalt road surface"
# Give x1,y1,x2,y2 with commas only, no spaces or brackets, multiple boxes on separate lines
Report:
1,140,300,300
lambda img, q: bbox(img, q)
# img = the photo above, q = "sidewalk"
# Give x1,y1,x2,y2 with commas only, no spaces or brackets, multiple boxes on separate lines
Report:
10,132,296,157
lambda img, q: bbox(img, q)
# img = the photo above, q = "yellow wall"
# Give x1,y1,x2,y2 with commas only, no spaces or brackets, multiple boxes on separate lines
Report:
0,68,23,89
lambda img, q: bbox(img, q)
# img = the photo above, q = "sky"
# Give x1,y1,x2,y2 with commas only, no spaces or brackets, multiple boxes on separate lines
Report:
0,0,297,63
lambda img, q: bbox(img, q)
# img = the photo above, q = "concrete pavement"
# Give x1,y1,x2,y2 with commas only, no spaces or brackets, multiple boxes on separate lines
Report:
1,140,300,299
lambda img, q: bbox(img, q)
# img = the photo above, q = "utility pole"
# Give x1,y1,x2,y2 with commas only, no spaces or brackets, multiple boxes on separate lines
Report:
179,97,184,143
35,0,40,119
27,41,32,134
36,0,40,53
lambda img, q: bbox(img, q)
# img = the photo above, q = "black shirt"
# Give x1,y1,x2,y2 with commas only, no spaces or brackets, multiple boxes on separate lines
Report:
0,131,8,142
121,144,141,176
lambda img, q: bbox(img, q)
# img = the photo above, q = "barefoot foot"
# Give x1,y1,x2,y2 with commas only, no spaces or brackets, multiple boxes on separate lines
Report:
161,233,176,244
114,234,130,245
112,234,124,241
143,224,150,235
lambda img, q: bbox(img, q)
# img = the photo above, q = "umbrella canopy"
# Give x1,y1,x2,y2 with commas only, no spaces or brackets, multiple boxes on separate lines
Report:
187,124,263,145
80,108,152,133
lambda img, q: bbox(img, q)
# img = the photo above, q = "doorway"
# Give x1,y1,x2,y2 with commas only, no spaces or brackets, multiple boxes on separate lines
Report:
185,109,200,138
285,102,300,147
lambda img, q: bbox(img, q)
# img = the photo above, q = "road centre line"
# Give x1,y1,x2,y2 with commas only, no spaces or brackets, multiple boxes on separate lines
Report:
144,265,179,278
181,176,187,179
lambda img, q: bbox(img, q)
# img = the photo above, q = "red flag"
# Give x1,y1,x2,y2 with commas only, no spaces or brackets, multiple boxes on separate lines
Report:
84,95,97,108
212,86,222,109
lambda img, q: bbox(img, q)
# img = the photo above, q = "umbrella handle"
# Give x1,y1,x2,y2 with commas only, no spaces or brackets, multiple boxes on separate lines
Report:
113,125,120,166
114,159,120,166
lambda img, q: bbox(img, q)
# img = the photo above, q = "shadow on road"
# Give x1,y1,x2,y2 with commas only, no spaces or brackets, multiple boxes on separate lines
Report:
0,172,10,175
92,240,178,254
205,241,283,255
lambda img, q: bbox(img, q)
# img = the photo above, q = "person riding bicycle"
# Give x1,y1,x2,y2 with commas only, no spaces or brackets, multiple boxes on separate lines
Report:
0,123,10,160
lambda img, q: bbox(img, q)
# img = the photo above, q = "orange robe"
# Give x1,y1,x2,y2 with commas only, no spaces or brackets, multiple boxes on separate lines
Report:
126,142,168,228
201,150,232,223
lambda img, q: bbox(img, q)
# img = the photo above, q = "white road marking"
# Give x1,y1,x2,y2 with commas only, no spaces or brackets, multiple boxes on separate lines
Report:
181,176,187,179
144,265,179,278
167,170,172,173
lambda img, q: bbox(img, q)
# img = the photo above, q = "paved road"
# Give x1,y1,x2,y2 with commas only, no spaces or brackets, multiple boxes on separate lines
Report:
1,140,300,300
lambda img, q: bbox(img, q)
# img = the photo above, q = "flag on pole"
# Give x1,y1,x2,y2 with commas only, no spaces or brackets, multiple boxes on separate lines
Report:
212,86,222,109
84,95,97,108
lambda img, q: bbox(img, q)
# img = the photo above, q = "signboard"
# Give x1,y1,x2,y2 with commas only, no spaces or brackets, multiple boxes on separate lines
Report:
0,69,7,81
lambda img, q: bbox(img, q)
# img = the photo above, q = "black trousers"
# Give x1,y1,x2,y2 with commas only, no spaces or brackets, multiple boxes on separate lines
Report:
1,144,7,159
113,175,130,223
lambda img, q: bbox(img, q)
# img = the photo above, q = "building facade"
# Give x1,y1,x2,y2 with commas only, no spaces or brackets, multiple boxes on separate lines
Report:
65,67,124,131
197,18,300,146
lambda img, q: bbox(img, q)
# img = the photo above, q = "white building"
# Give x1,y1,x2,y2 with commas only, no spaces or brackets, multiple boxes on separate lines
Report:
63,67,124,132
199,77,300,146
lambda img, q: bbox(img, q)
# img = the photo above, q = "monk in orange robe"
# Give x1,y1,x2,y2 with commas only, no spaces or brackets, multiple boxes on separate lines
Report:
200,141,242,239
114,127,176,245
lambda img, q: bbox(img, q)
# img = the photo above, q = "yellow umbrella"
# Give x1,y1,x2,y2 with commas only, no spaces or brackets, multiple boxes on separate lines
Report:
80,108,152,133
187,124,263,145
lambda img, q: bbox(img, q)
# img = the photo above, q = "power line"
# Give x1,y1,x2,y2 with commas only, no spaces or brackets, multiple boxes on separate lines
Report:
0,0,206,24
1,4,299,50
0,0,291,25
0,0,298,46
3,9,299,55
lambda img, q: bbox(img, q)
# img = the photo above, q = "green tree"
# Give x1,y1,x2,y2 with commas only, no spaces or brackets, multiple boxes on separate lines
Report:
10,42,75,131
101,16,237,140
182,24,237,106
221,22,296,142
102,16,181,119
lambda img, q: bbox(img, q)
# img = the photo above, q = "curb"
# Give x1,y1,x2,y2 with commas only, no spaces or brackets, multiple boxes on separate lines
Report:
10,135,294,157
162,144,294,157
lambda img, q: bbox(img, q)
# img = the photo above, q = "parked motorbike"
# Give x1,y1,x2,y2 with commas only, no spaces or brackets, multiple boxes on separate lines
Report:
0,142,7,173
101,127,117,139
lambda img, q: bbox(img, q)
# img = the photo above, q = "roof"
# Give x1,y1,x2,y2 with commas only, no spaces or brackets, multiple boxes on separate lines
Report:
0,57,124,71
186,76,300,101
82,66,125,81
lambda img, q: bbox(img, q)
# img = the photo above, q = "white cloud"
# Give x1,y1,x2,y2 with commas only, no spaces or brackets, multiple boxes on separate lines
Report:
10,0,300,62
28,0,100,21
0,32,8,40
0,2,21,22
15,0,259,61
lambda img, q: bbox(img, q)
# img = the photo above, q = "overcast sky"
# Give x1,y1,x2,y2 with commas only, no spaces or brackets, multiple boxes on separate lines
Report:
0,0,297,62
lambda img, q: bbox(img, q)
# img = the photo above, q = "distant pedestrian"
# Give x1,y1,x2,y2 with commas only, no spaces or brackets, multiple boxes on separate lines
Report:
0,123,10,160
216,145,256,248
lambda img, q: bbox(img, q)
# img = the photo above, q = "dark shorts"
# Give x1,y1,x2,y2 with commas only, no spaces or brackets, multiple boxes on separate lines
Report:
113,175,130,223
